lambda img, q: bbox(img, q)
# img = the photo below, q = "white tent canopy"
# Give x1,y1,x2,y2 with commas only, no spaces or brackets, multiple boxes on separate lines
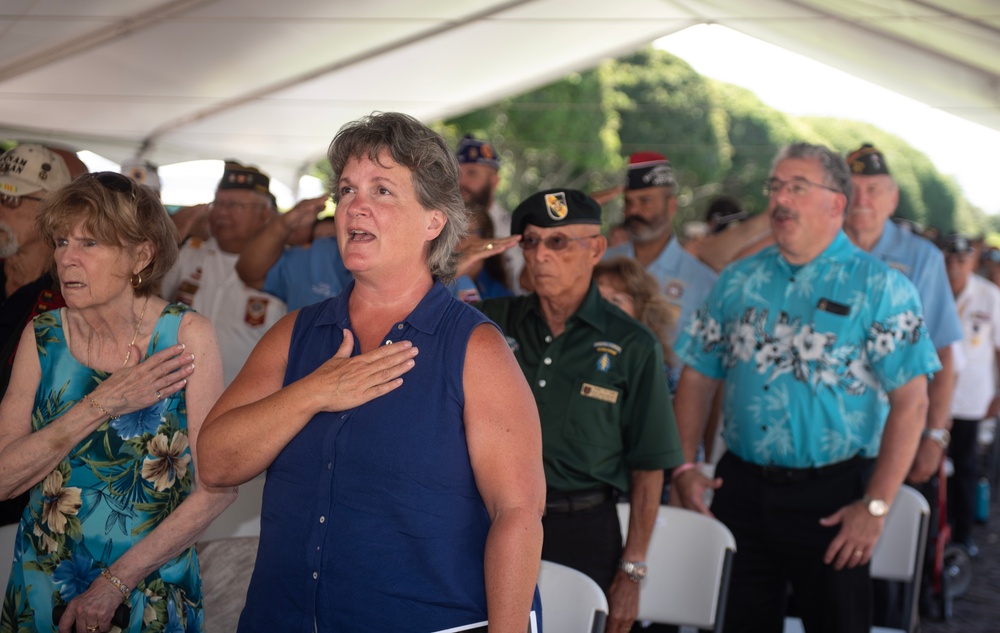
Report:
2,0,998,188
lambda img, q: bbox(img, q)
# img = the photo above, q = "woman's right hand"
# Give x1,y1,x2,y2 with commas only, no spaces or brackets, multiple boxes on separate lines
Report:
307,330,417,413
91,344,196,418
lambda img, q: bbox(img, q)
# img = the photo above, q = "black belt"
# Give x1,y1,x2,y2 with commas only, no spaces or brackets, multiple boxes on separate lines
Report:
544,487,615,514
734,453,868,485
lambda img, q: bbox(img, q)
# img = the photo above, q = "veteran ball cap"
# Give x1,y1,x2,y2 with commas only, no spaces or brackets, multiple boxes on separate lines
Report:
121,157,161,193
941,232,973,255
217,160,272,196
846,143,890,176
511,188,603,235
0,143,72,197
626,151,675,191
456,134,499,169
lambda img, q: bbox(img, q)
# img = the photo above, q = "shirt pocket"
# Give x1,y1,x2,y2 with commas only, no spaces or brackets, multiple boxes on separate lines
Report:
563,380,624,450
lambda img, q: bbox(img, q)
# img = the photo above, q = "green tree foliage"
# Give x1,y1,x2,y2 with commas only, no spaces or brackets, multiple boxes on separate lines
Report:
436,46,981,236
437,65,621,212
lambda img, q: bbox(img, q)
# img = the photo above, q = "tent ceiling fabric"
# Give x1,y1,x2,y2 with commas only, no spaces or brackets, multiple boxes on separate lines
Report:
1,0,998,188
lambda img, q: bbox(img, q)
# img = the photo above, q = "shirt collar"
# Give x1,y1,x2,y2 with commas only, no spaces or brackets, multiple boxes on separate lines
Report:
776,229,855,271
524,281,607,333
315,279,453,336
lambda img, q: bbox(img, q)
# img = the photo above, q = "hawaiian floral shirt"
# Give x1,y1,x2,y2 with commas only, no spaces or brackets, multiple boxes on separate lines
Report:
676,231,941,468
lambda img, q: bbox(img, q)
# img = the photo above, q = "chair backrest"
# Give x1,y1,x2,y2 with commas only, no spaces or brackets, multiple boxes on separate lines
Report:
870,485,930,633
537,560,608,633
617,503,736,632
870,485,929,581
0,522,18,593
197,536,259,633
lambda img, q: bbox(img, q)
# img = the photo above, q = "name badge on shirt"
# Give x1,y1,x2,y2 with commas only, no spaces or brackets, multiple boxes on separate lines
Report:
817,298,850,316
581,383,619,404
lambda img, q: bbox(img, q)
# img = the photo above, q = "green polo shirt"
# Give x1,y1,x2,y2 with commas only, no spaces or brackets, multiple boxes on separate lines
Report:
478,283,682,492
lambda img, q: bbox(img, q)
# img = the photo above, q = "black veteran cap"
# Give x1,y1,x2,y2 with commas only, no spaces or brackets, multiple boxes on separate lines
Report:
846,144,890,176
217,160,271,196
511,188,603,235
941,232,973,255
626,151,675,191
456,135,499,169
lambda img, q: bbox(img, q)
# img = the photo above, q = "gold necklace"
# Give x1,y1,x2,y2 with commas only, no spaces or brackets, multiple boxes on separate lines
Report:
86,296,150,368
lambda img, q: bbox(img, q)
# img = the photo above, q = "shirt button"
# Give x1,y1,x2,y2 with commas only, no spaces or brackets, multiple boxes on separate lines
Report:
385,340,393,345
396,324,404,330
319,516,325,523
543,357,552,365
313,572,318,580
538,379,547,388
327,462,332,470
545,335,552,343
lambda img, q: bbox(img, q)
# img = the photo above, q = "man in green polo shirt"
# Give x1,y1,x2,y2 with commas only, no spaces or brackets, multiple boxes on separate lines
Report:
477,188,682,633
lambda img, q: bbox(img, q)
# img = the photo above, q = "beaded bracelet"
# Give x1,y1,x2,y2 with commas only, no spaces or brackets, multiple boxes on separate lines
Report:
101,568,132,603
83,394,120,421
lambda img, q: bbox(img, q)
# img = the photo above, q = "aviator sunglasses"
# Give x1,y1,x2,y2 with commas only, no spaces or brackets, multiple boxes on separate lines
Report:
520,233,601,251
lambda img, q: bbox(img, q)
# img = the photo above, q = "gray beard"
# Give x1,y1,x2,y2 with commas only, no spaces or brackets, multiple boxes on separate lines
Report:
0,222,18,258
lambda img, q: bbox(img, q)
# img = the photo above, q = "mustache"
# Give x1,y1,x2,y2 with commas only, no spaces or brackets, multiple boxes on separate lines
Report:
623,216,650,228
771,205,798,222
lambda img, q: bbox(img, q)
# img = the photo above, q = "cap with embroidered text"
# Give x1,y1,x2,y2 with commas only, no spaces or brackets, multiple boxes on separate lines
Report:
0,144,72,197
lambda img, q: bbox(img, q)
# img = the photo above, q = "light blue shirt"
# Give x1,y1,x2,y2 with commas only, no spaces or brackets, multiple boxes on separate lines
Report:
869,220,962,350
676,231,941,469
263,237,353,310
605,236,718,345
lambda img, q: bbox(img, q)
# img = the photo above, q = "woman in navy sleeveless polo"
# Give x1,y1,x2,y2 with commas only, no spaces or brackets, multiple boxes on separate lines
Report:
199,113,545,633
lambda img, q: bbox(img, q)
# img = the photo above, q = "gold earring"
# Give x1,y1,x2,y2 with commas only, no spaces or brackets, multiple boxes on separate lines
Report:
130,273,142,289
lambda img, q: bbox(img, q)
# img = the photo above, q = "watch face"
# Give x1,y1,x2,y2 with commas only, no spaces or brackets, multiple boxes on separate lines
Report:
868,499,889,517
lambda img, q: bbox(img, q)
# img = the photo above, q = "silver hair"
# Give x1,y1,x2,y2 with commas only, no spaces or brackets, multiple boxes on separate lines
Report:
328,112,466,283
772,143,853,212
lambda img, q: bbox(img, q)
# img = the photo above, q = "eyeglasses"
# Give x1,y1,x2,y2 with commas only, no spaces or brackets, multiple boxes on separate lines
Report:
763,177,840,198
520,233,601,251
0,193,44,209
88,171,137,201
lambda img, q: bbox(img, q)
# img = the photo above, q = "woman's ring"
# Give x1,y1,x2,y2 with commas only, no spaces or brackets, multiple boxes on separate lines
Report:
853,549,863,557
155,390,162,400
484,242,494,251
86,626,100,632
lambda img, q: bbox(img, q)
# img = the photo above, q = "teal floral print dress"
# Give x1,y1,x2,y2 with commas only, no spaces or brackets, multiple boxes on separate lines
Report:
2,304,203,633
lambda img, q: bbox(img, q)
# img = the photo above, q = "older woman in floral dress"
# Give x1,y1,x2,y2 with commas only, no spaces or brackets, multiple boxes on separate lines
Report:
0,173,234,633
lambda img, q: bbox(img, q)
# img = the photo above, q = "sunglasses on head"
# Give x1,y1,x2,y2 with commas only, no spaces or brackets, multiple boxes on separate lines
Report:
520,233,601,251
88,171,137,200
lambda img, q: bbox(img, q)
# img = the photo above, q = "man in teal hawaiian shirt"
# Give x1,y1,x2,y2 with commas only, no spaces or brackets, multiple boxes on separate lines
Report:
671,143,941,633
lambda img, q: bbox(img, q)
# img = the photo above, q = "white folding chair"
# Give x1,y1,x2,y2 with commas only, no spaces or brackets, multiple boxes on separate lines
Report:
617,503,736,633
0,522,18,593
784,485,930,633
537,560,608,633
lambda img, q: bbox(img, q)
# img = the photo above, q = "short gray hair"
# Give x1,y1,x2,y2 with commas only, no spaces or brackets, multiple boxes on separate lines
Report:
328,112,466,283
772,143,853,212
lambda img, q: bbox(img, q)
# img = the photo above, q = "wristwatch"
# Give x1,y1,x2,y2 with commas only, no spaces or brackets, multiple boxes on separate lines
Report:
861,495,889,518
923,428,951,450
618,560,648,583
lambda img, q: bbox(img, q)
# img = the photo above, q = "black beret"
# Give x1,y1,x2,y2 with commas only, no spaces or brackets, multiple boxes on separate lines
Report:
511,188,603,235
846,144,890,176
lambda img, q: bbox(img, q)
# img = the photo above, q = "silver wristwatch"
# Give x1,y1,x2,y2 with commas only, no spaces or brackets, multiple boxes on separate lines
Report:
923,428,951,450
618,560,648,583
